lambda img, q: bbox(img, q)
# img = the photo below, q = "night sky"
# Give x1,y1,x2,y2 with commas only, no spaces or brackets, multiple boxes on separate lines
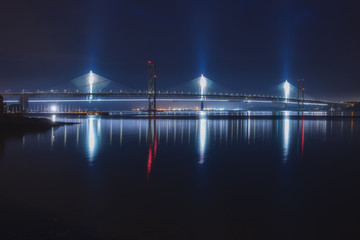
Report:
1,0,359,100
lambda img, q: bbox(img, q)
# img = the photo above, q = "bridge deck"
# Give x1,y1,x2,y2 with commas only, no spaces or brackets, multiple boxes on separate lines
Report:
0,91,343,106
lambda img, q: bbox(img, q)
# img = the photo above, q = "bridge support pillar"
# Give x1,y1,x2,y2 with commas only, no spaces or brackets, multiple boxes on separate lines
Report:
19,95,29,112
200,101,204,111
148,61,156,112
297,79,305,112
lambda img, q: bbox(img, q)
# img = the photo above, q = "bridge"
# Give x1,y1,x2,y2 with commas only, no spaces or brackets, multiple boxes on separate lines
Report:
0,62,345,112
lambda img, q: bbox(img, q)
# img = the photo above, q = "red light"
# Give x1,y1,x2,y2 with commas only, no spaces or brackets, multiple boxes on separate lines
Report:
154,74,157,78
148,61,151,64
302,88,305,91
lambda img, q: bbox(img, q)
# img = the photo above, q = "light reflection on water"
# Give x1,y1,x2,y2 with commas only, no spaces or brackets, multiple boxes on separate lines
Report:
283,114,290,162
2,113,360,238
199,118,207,164
8,114,358,171
88,117,96,162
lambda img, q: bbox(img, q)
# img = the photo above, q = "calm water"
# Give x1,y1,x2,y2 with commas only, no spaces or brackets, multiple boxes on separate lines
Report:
1,113,360,239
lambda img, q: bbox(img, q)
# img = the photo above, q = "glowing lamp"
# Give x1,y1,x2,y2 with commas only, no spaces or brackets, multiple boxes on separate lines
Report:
50,105,57,112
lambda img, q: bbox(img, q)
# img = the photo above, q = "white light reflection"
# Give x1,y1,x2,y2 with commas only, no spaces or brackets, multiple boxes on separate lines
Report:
188,120,191,143
51,127,55,149
120,119,123,147
64,125,67,148
173,120,177,144
247,116,251,144
97,119,101,137
181,121,184,144
199,118,207,164
88,117,97,163
283,111,290,162
76,124,80,146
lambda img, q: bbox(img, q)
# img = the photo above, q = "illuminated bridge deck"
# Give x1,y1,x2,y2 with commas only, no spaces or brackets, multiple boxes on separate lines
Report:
0,91,343,106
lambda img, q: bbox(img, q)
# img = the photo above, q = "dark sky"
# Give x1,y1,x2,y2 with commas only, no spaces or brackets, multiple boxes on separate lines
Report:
0,0,359,100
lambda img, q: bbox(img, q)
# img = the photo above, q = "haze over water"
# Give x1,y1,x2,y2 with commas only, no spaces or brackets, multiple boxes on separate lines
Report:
1,112,360,239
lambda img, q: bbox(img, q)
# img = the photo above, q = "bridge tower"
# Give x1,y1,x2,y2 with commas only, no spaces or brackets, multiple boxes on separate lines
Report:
148,61,157,111
297,79,305,111
200,74,206,111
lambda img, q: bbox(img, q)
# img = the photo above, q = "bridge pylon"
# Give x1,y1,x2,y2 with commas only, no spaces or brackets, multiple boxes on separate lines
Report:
297,79,305,111
148,61,157,111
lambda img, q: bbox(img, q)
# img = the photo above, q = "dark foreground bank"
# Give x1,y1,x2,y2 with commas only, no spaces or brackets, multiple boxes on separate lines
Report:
0,114,75,132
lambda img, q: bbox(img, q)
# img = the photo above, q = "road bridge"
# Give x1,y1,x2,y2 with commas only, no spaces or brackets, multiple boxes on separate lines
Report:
0,62,346,112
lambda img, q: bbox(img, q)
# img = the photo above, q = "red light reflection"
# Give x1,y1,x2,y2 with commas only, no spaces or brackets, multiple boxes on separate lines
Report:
301,117,305,157
147,116,157,180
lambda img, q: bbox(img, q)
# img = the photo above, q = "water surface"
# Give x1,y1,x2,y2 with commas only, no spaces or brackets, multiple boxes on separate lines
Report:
1,113,360,239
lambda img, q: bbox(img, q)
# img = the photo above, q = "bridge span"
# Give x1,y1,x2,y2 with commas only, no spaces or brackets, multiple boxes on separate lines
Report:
0,64,346,112
0,90,344,112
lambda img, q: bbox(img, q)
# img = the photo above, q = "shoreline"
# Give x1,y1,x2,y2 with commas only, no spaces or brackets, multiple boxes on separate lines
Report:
21,112,360,120
4,112,360,121
48,113,360,120
0,114,76,133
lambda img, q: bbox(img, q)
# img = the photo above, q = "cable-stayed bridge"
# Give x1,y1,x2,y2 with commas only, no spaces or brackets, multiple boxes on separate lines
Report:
0,63,345,112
